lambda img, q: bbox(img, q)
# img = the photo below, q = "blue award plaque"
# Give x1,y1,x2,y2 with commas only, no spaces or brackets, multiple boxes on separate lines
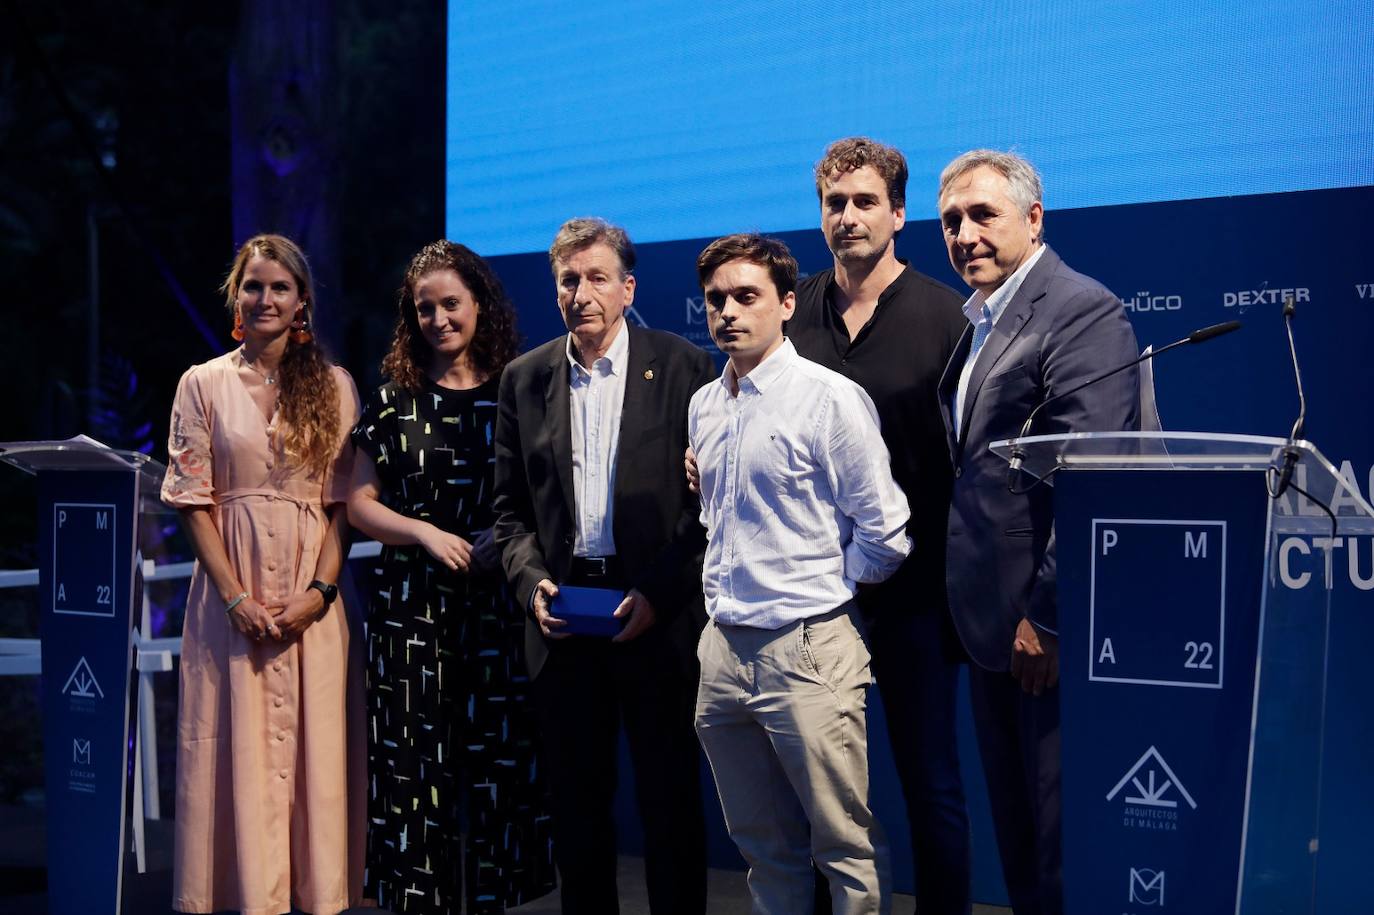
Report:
552,585,625,637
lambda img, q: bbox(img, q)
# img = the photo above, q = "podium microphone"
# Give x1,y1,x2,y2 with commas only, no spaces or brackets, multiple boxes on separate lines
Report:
1007,320,1243,491
1268,297,1306,499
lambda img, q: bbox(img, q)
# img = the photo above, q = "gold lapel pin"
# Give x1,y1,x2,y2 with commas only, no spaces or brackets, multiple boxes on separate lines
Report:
644,369,654,380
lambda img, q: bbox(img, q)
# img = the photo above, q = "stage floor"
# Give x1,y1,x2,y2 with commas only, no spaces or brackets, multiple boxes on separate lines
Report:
0,805,1008,913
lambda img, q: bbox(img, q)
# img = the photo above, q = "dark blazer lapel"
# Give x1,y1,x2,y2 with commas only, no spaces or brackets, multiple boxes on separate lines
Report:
958,301,1034,445
956,246,1058,445
542,342,576,525
938,324,973,464
614,327,657,507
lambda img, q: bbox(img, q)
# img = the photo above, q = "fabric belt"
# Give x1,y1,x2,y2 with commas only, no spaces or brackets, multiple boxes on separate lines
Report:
216,487,324,586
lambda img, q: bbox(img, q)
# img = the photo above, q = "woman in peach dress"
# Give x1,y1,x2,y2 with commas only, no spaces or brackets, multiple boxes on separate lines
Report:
161,233,365,915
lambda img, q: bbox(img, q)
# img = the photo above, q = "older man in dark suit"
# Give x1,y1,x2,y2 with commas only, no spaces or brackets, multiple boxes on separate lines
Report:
493,217,714,915
935,150,1140,915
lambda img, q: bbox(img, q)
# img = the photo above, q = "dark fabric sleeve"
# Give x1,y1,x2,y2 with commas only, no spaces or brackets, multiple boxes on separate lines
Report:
350,383,392,464
1027,288,1141,633
630,344,715,620
492,365,552,615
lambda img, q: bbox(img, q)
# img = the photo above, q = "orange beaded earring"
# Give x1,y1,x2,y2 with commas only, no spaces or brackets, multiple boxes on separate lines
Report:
231,310,245,342
289,308,313,345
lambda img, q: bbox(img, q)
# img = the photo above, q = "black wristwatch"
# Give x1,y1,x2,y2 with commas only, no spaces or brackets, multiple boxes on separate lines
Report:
308,580,338,607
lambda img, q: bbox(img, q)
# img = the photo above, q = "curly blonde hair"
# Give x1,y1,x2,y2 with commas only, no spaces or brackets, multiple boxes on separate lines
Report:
222,234,340,476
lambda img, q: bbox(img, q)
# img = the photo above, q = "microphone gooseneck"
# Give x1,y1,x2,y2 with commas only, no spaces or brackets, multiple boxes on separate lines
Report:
1188,319,1243,344
1006,320,1242,493
1270,298,1307,499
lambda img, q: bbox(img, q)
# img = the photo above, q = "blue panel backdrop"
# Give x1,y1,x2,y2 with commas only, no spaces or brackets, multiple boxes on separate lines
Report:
485,185,1374,908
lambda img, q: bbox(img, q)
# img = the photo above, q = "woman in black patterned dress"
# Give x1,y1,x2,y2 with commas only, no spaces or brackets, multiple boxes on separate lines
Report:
347,240,554,913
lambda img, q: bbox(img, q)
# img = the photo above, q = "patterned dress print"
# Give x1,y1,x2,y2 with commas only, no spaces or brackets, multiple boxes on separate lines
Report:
351,376,554,914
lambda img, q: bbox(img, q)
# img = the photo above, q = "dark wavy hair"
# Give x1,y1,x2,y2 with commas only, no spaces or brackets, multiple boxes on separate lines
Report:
814,136,909,211
696,233,799,298
381,240,521,392
222,233,340,477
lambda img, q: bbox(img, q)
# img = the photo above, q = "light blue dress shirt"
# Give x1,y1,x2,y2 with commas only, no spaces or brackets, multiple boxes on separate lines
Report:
689,338,912,629
953,244,1047,439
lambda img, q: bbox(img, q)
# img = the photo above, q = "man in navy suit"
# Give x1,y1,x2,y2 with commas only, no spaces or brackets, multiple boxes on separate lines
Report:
935,150,1140,915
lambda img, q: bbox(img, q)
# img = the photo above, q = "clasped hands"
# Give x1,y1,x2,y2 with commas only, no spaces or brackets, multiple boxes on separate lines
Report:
227,589,326,642
530,579,656,643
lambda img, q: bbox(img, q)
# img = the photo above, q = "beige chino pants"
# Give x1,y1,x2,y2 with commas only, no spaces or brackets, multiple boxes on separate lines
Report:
695,604,886,915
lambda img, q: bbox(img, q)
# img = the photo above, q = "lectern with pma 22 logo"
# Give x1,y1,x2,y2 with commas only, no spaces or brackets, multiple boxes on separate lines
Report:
991,432,1373,915
1,438,169,914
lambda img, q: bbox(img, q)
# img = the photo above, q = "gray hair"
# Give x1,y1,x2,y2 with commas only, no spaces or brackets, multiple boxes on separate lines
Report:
548,216,636,277
937,149,1044,218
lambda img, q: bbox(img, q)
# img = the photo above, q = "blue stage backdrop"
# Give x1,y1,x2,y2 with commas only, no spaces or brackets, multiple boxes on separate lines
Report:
448,2,1374,909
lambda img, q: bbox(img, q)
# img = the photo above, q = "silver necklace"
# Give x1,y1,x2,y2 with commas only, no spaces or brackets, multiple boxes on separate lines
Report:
239,348,277,385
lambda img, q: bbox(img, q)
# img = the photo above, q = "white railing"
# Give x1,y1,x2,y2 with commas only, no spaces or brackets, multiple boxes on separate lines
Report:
0,539,383,871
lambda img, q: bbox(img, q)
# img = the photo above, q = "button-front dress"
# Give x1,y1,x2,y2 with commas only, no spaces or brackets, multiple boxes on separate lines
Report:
162,351,366,915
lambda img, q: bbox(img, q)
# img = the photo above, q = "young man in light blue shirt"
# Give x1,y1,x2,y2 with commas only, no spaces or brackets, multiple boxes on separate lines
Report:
690,233,911,915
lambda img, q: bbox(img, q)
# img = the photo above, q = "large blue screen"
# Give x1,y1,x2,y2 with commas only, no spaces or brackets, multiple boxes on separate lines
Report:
447,0,1374,255
444,7,1374,910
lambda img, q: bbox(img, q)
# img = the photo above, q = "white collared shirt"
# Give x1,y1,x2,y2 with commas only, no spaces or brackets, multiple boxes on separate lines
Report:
689,338,912,629
568,322,628,556
953,243,1047,439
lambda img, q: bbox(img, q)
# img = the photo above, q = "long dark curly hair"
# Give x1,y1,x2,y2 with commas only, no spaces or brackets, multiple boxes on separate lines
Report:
381,240,520,392
221,233,340,477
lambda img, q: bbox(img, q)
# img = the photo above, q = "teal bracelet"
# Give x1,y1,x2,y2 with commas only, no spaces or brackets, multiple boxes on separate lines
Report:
224,591,249,615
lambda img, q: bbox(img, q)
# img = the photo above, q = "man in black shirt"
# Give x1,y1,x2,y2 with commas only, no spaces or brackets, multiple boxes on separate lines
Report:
788,137,971,915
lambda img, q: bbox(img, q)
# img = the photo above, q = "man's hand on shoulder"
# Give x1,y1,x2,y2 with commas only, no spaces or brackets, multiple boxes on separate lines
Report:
1010,617,1059,696
612,588,656,643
